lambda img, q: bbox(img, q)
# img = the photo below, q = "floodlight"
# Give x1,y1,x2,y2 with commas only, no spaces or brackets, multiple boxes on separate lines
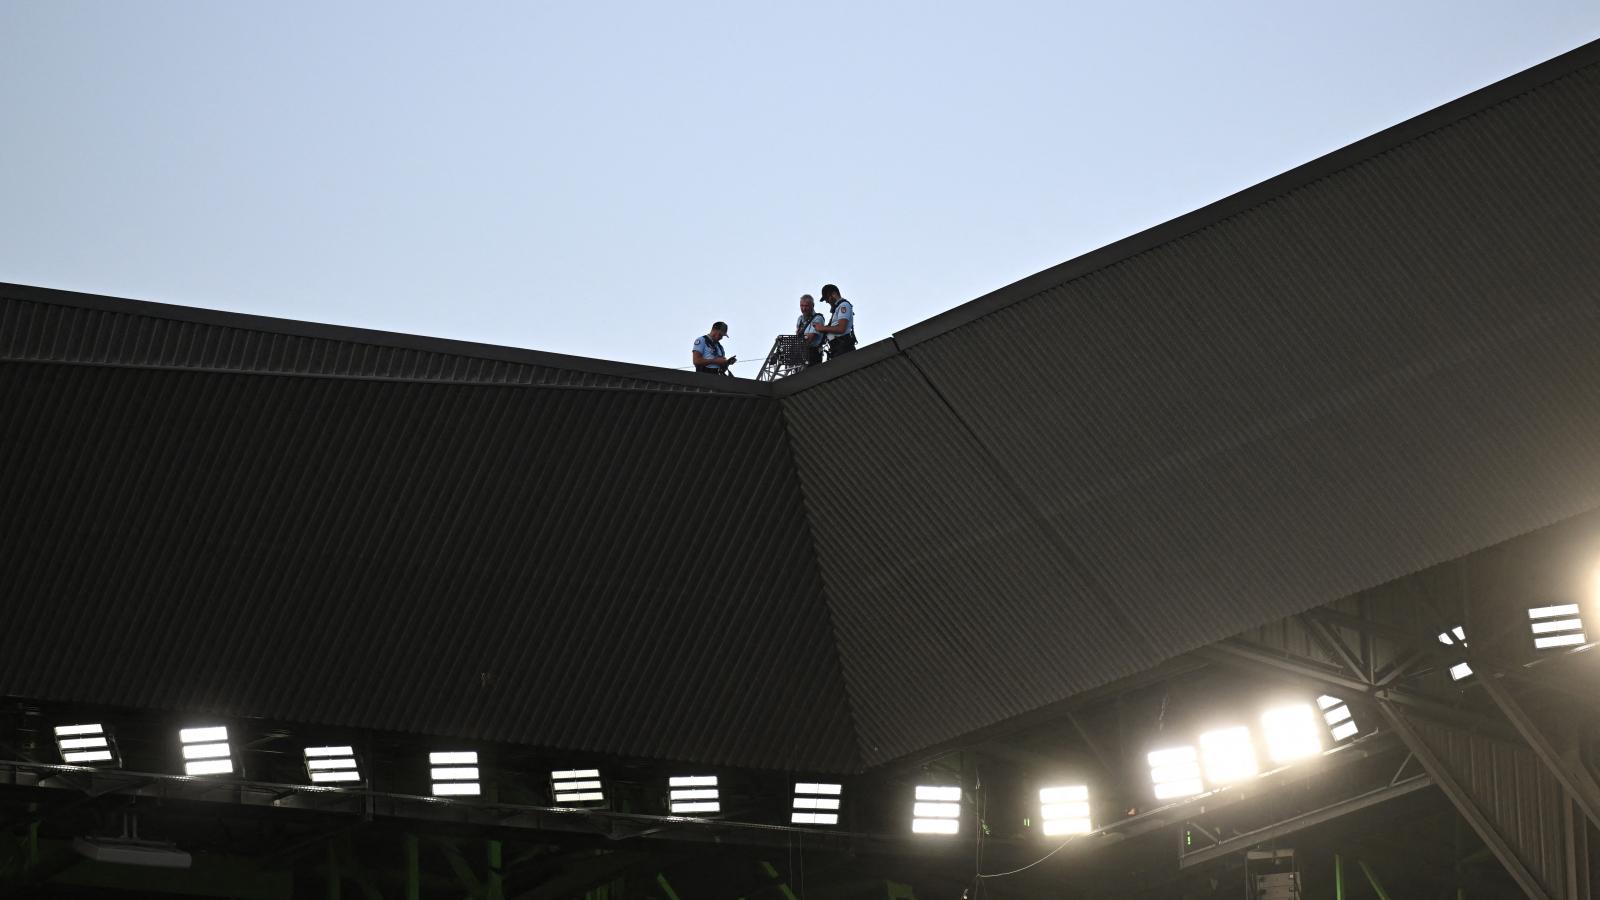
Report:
1528,604,1586,649
430,751,480,796
1199,727,1259,785
668,775,720,814
304,746,360,784
912,785,961,834
1261,704,1322,763
178,726,233,777
1433,624,1473,681
791,782,843,825
1148,746,1203,800
1317,695,1359,744
54,724,118,766
1038,784,1091,836
551,769,605,805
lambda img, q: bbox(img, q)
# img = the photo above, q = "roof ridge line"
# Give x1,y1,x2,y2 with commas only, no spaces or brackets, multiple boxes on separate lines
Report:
0,281,773,398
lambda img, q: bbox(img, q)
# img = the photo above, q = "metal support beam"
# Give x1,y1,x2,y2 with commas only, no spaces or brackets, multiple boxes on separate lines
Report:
404,834,420,900
1375,701,1554,900
1197,641,1517,741
1178,775,1433,868
1478,673,1600,832
488,840,505,900
1300,615,1370,685
1358,859,1395,900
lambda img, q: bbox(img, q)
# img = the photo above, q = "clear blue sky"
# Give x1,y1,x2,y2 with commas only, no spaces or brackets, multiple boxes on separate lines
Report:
3,2,1596,372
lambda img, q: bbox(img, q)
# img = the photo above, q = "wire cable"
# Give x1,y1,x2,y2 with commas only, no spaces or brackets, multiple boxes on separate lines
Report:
975,834,1080,879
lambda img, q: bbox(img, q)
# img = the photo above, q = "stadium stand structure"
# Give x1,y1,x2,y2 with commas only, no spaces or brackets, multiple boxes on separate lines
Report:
3,36,1600,899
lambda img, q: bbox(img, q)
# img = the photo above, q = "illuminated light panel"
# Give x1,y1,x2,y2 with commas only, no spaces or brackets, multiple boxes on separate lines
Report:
669,775,720,815
430,751,481,797
54,724,118,767
552,769,606,806
1039,784,1091,836
1198,727,1259,786
912,785,961,835
1148,746,1204,800
304,746,360,785
1317,695,1358,744
792,782,843,826
1528,604,1586,650
1449,662,1474,681
1261,704,1323,763
179,726,233,777
186,758,234,776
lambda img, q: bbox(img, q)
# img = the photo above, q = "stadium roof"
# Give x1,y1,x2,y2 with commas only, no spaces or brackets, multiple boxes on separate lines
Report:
4,37,1600,774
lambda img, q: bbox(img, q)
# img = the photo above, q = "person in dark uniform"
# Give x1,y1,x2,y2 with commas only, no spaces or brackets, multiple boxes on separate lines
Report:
691,321,736,375
796,294,825,367
813,284,856,358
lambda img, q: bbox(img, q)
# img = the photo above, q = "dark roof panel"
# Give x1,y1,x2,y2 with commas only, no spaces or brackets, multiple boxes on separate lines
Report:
783,355,1160,764
0,361,859,771
0,282,752,394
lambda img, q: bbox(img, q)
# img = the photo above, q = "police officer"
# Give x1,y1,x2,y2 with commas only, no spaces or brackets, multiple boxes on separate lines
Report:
692,321,736,375
796,294,825,367
813,284,856,357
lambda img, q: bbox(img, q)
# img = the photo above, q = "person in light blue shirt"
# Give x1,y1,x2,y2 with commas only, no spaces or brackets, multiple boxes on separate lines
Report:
795,294,825,367
813,284,856,358
692,321,735,375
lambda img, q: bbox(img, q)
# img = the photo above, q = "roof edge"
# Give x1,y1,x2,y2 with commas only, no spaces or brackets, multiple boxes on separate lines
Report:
0,281,772,397
883,35,1600,354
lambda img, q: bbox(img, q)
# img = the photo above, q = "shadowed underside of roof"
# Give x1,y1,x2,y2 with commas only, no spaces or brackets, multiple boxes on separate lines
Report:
3,40,1600,773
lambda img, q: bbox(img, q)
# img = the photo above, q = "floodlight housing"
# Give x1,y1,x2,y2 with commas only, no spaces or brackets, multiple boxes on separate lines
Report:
668,775,720,815
791,782,843,825
912,785,961,834
1038,784,1091,836
1435,624,1473,681
304,746,361,784
430,751,481,796
1261,704,1322,763
1528,604,1586,649
1148,746,1204,800
1198,726,1259,786
1317,695,1359,743
54,724,118,766
178,726,233,777
551,769,605,805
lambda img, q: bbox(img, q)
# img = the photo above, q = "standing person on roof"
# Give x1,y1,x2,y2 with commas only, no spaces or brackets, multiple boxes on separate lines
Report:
692,321,736,375
813,284,856,358
796,294,825,367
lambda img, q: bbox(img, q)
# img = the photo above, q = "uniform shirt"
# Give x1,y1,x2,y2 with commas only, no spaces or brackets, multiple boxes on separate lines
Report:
692,334,726,371
827,299,854,338
797,312,825,347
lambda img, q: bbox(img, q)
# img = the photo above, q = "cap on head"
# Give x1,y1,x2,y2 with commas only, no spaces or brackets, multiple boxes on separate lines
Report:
712,320,729,336
820,284,840,301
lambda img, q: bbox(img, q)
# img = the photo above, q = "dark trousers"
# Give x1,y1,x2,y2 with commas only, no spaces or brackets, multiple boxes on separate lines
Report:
805,347,824,367
828,337,856,357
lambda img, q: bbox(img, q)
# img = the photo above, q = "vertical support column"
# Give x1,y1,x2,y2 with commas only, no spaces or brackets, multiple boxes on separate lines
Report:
404,834,420,900
487,839,504,900
326,841,342,900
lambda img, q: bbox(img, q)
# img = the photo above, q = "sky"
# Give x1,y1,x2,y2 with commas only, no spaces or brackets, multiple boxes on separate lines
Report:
3,2,1597,373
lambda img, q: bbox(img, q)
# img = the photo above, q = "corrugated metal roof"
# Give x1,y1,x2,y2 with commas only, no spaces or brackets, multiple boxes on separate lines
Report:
0,282,753,394
783,356,1160,763
0,361,858,771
